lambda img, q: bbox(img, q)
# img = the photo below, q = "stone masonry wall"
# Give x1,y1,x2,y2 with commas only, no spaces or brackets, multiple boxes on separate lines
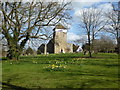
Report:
54,29,67,53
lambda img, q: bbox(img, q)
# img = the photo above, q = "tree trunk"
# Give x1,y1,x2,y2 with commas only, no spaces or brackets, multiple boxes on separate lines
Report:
117,1,120,57
92,34,95,54
6,34,29,60
88,33,92,57
89,48,92,57
117,36,120,56
117,37,120,59
7,45,21,60
117,37,120,54
116,28,120,55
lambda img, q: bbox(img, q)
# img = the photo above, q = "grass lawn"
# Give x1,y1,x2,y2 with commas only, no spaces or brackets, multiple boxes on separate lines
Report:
1,53,119,89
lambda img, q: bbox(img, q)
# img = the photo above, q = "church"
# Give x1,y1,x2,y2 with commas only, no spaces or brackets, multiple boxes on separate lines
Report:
38,24,73,54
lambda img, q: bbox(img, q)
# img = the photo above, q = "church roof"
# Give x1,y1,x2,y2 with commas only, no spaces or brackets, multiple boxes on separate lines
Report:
56,24,67,29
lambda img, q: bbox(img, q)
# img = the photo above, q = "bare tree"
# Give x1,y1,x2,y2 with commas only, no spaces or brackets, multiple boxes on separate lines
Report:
0,0,71,60
104,1,120,54
78,7,106,57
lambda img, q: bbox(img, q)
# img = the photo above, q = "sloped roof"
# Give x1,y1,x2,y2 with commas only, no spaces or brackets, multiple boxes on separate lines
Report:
56,24,67,29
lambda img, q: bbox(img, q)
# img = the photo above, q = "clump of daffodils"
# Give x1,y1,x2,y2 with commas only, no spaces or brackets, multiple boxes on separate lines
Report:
44,64,66,71
10,62,13,65
32,60,38,64
73,58,81,61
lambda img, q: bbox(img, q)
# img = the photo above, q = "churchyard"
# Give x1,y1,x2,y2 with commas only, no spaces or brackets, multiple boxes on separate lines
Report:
1,0,120,89
2,53,119,89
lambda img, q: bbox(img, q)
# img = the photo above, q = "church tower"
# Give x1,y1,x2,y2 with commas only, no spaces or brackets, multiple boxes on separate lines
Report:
38,24,73,54
53,24,68,53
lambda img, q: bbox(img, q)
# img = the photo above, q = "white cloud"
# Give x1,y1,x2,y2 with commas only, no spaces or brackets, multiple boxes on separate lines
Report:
71,0,116,11
74,2,114,23
73,0,102,2
67,32,90,43
98,3,113,11
72,0,118,13
1,0,119,3
71,2,97,11
74,8,84,18
72,0,119,2
67,32,80,41
74,3,112,16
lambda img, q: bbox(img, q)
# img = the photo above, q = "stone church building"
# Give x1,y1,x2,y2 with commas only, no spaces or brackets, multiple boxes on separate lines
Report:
38,24,73,54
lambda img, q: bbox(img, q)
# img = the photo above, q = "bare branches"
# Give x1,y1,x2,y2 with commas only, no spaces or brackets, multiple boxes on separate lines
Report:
1,1,71,39
78,7,106,57
0,1,71,59
104,2,120,43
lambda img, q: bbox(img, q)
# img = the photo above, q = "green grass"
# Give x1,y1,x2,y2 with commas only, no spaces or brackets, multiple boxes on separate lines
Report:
2,53,119,89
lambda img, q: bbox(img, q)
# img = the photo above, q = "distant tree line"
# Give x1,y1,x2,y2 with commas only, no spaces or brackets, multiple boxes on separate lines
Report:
82,35,116,54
